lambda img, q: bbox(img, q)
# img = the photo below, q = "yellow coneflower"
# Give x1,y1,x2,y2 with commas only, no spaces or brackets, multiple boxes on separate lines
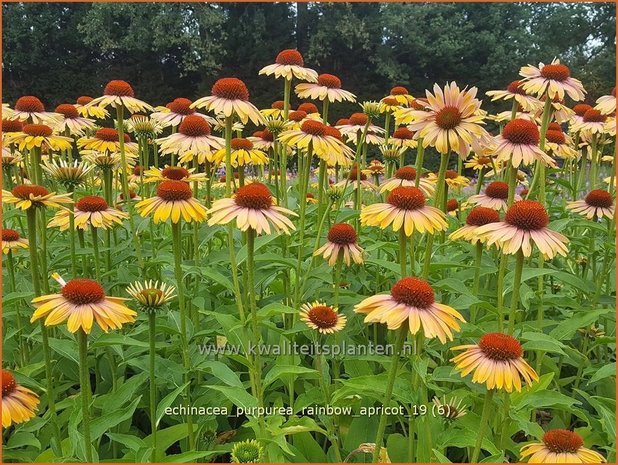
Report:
380,166,435,197
389,127,417,148
48,195,128,230
355,277,465,343
300,302,347,334
157,115,224,165
126,280,176,312
486,80,543,112
520,58,585,101
249,129,276,151
208,182,297,235
5,124,72,152
136,180,208,224
2,369,39,428
361,186,447,236
427,170,470,189
142,166,208,184
449,206,501,244
261,100,286,119
314,223,364,266
259,49,318,82
86,80,153,113
544,128,578,159
467,181,519,211
53,104,97,136
520,429,606,463
2,228,29,254
594,86,615,116
335,166,376,191
279,120,345,159
78,128,139,154
9,96,62,125
31,273,136,334
192,78,265,125
385,86,414,106
336,113,385,145
566,190,614,220
210,138,269,167
151,97,215,128
2,184,72,210
75,95,109,119
295,73,356,103
465,154,494,172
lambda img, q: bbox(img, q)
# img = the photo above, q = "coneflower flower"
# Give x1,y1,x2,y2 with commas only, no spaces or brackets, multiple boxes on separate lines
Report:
570,108,610,135
78,128,138,154
31,273,136,333
5,124,72,152
451,332,538,392
476,200,568,259
300,302,347,334
520,58,585,101
520,429,606,463
494,119,556,168
567,190,614,220
380,166,435,197
261,100,285,119
467,181,519,211
126,280,176,313
570,103,593,127
192,77,265,125
2,184,72,210
384,86,414,106
464,154,494,172
314,223,364,266
48,195,128,230
259,49,318,82
211,138,269,167
449,206,501,244
53,104,97,136
544,128,578,159
354,277,465,343
432,396,468,420
389,127,417,148
75,95,109,119
279,120,345,158
2,369,39,428
248,128,275,151
295,73,356,103
142,166,208,184
86,80,153,113
9,96,62,125
151,97,215,128
41,159,94,191
594,86,615,116
208,182,296,235
1,228,29,254
361,186,447,236
485,80,543,112
427,169,470,189
297,102,320,115
231,439,265,464
136,180,208,224
157,115,223,165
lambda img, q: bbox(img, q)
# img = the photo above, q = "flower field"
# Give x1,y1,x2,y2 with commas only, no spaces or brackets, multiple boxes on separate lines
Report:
1,47,616,464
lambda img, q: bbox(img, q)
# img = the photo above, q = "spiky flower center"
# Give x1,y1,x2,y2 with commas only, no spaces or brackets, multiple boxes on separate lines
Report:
445,170,458,180
298,103,319,114
395,167,417,181
505,200,549,230
392,127,414,140
506,80,527,95
542,429,583,454
328,223,357,245
275,49,304,66
2,228,21,242
583,109,607,123
383,97,399,106
466,207,500,226
301,120,326,136
477,156,491,165
61,278,106,305
307,305,339,329
317,74,341,89
2,119,23,133
161,167,190,180
335,118,350,126
349,113,368,126
502,119,540,145
271,100,284,110
234,183,273,210
96,128,122,142
231,138,253,151
447,199,459,211
548,122,562,131
77,96,93,105
573,103,592,116
23,124,53,137
478,332,523,360
157,180,193,201
485,181,509,200
324,126,342,139
545,130,566,144
261,129,274,142
585,189,613,208
212,78,250,101
76,196,109,212
387,186,425,210
12,184,49,199
391,277,435,308
15,96,45,113
540,64,570,82
2,370,16,396
435,106,462,130
104,80,134,97
289,110,308,122
348,168,367,181
167,98,195,115
391,86,409,96
55,104,79,119
178,115,211,137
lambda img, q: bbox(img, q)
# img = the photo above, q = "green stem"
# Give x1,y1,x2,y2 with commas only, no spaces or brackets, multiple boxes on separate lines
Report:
470,241,483,324
91,227,102,282
414,141,425,189
475,169,485,194
78,330,94,462
372,327,407,463
470,389,495,462
148,312,158,462
507,250,525,335
399,229,407,277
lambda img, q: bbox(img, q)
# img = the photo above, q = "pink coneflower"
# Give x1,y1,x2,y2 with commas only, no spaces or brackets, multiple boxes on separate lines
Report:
259,49,318,82
566,190,614,220
295,73,356,103
192,78,265,125
467,181,520,211
314,223,364,266
486,80,542,112
520,58,585,101
494,119,556,168
449,206,501,244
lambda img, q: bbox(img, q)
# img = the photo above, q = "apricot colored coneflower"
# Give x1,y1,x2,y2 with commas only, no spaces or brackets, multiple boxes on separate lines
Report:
259,49,318,82
449,206,501,244
494,118,556,168
9,95,62,125
5,124,73,152
152,97,214,128
476,200,568,259
519,429,606,463
354,277,465,343
361,186,448,237
389,127,417,148
192,77,265,125
2,184,73,211
86,80,153,113
299,302,347,334
211,138,269,167
566,190,614,220
464,154,494,171
295,73,356,103
77,127,138,154
53,103,97,136
314,223,364,266
142,166,208,184
427,169,470,189
2,369,39,428
544,128,578,159
31,273,136,334
208,182,297,235
451,332,538,392
279,120,346,159
48,195,128,231
1,228,29,254
136,180,208,224
485,80,542,112
42,159,94,190
157,115,224,165
384,85,414,106
379,166,435,197
520,58,585,101
594,86,616,116
467,181,520,211
75,95,109,119
570,108,610,135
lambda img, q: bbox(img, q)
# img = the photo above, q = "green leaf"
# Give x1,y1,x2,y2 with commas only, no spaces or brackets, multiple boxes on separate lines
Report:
156,382,190,426
521,331,566,355
106,432,145,452
206,385,258,410
549,308,611,341
5,431,41,449
48,337,79,364
589,363,616,384
263,365,319,388
197,360,244,388
90,397,141,440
